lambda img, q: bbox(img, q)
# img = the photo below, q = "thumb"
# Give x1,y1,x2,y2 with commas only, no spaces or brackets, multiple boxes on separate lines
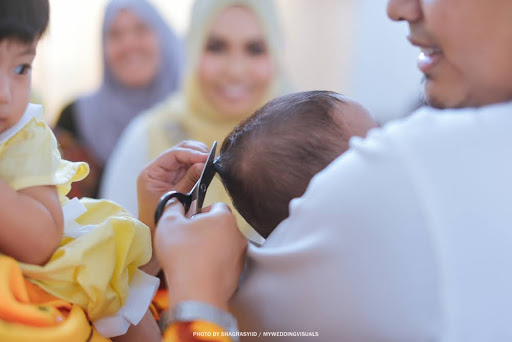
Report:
175,163,204,193
201,202,232,215
159,199,186,223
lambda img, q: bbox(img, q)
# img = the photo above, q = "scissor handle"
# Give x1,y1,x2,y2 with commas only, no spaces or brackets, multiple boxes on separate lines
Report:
154,191,192,225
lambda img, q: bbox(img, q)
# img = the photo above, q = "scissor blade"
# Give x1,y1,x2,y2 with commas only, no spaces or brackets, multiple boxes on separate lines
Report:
194,141,217,213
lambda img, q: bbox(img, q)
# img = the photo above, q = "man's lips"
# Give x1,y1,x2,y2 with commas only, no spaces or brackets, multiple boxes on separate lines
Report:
407,36,443,74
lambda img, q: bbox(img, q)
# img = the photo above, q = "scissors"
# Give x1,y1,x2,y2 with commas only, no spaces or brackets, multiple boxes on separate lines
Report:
154,141,218,225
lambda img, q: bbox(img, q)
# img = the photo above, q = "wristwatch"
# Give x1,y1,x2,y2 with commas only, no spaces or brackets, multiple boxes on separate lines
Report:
159,301,240,341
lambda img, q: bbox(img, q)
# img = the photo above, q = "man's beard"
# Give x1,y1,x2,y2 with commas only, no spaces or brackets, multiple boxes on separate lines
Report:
420,76,472,110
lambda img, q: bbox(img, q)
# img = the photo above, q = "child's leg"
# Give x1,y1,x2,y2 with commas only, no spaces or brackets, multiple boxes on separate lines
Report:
111,310,161,342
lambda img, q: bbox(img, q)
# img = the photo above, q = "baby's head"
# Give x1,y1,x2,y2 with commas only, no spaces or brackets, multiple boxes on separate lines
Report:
215,90,378,238
0,0,49,133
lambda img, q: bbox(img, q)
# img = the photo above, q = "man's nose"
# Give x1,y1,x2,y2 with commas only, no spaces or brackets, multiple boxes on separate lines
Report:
387,0,423,22
0,75,10,104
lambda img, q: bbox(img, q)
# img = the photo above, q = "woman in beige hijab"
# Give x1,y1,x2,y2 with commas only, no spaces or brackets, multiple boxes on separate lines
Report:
101,0,288,243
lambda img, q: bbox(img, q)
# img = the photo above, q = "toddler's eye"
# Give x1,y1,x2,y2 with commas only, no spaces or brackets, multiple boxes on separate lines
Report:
14,64,32,75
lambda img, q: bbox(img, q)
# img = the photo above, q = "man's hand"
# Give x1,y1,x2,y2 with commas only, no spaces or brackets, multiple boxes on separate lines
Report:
137,140,208,231
137,141,208,275
155,201,248,312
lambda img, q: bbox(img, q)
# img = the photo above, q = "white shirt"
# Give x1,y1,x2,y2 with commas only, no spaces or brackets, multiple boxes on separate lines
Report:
231,102,512,341
100,115,149,216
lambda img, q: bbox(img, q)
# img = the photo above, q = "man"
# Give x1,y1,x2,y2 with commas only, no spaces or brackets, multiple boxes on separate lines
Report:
154,0,512,340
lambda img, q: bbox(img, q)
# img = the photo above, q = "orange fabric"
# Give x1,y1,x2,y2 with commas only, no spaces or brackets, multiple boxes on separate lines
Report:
151,288,170,320
164,321,231,342
24,280,72,311
0,256,110,342
0,255,67,327
0,305,109,342
0,255,233,342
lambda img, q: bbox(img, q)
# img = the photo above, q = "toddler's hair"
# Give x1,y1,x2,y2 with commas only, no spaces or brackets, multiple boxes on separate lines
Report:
216,91,350,238
0,0,50,43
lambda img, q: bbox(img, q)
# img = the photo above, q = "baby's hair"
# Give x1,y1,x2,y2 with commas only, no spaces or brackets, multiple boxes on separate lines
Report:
0,0,50,43
216,90,351,239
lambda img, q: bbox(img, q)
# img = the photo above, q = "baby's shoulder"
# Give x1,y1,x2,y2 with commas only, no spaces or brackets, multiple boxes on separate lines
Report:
4,116,56,151
0,104,55,148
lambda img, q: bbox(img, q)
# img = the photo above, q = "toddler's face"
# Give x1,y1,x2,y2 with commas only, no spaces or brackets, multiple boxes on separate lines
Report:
0,39,35,134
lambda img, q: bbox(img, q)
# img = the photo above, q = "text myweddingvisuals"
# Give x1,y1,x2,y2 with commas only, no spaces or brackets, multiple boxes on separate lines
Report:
193,331,320,338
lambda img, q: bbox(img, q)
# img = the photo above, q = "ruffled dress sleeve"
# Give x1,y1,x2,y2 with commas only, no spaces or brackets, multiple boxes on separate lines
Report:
0,104,89,202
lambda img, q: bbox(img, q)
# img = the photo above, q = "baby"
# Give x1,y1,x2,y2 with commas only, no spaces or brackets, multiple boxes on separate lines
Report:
0,0,157,338
215,90,379,239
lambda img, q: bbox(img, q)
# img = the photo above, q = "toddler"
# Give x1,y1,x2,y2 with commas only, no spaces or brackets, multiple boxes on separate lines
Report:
0,0,157,338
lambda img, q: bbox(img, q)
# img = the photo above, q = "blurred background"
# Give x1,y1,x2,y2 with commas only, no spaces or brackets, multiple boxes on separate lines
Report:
33,0,423,125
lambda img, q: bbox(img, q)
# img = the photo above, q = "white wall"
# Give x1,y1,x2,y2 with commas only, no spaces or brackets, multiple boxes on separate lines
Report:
276,0,354,93
276,0,423,122
349,0,423,122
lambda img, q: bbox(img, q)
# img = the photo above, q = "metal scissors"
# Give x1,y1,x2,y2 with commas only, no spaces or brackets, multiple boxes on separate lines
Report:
154,141,218,225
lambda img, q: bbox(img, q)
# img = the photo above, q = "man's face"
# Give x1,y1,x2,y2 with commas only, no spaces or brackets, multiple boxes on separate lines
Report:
387,0,512,109
0,39,35,133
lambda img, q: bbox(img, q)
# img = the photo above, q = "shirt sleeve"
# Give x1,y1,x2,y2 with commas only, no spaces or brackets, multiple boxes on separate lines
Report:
100,116,149,216
233,125,442,340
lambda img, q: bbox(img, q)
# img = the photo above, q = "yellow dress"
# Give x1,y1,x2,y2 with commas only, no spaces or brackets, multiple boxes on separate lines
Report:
0,104,157,338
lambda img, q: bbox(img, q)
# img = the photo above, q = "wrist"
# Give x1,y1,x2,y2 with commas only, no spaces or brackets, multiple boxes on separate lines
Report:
166,273,230,312
161,301,238,341
140,255,161,277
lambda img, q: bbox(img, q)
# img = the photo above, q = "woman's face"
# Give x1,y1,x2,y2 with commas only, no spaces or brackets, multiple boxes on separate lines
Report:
105,9,160,88
198,6,275,118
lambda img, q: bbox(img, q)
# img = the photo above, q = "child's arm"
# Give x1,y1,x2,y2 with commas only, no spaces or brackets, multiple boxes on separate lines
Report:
0,179,63,265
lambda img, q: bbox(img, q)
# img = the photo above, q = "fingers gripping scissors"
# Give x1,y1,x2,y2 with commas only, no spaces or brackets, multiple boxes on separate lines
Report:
154,142,218,225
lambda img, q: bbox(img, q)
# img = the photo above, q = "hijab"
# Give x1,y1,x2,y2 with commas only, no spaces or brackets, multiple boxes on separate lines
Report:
76,0,184,164
146,0,289,159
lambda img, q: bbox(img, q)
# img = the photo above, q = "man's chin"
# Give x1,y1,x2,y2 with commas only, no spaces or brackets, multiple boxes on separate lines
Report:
422,76,475,109
426,93,479,110
424,94,449,109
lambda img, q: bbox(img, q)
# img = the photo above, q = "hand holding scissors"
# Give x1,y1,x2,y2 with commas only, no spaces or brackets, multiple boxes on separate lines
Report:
154,141,218,225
